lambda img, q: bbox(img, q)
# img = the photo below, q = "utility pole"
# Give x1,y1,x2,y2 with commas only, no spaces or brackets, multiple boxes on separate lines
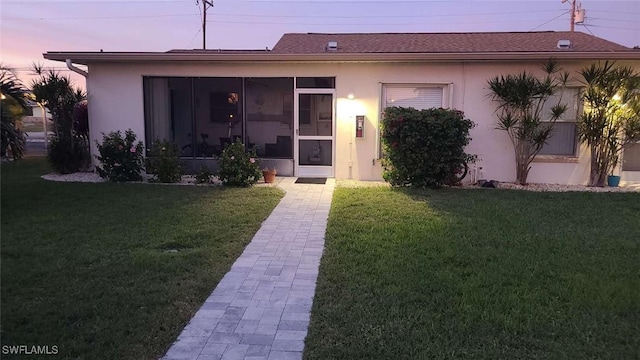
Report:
196,0,214,49
562,0,585,32
570,0,575,31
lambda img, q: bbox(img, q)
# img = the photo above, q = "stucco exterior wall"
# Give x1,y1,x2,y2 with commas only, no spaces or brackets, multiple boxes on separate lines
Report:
85,59,639,184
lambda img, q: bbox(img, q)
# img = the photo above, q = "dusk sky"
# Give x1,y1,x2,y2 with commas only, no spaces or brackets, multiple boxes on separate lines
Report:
1,0,638,87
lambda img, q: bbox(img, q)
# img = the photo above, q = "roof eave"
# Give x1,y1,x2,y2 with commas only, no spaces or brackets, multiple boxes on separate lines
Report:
44,51,640,65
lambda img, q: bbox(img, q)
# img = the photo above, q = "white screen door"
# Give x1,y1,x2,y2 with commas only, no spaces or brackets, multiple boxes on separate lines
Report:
295,90,335,177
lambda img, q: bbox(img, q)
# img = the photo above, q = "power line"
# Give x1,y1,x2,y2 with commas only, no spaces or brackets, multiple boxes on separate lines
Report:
593,9,640,15
4,10,579,32
529,10,570,31
211,9,562,19
580,23,597,37
187,28,202,48
4,14,199,20
0,0,547,3
588,17,639,24
4,9,563,21
5,10,635,30
587,24,639,31
203,18,569,26
3,0,189,3
5,0,640,8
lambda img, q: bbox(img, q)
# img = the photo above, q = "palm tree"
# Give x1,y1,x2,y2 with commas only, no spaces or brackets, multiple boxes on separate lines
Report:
31,64,87,173
1,65,28,160
487,60,569,185
578,61,640,186
31,64,85,140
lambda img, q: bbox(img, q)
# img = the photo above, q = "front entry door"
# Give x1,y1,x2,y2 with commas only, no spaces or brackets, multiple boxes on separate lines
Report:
295,90,335,177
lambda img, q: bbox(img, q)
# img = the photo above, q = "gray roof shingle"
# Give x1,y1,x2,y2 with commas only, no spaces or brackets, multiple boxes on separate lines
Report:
271,31,632,54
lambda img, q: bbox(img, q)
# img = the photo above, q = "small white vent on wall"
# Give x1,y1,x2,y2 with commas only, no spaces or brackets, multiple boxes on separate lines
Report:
327,41,338,51
557,39,572,49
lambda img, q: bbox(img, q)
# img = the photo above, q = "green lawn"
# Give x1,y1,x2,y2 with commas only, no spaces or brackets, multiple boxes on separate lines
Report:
0,158,283,359
305,186,640,360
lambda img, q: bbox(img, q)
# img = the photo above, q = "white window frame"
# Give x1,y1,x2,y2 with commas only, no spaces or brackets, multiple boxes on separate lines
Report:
622,141,640,171
538,87,582,158
377,83,452,159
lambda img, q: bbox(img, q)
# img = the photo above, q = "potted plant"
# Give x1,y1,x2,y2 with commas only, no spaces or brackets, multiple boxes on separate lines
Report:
262,167,277,183
607,155,621,187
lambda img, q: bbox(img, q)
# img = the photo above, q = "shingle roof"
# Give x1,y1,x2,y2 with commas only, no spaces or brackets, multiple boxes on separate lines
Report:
271,31,632,54
44,31,639,65
166,49,270,54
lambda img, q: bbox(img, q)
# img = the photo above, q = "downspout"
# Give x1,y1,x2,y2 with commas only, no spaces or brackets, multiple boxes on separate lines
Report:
66,59,88,77
65,59,90,169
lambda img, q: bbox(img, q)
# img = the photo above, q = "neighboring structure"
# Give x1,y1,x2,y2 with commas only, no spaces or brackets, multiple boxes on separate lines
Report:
44,31,640,184
21,100,52,124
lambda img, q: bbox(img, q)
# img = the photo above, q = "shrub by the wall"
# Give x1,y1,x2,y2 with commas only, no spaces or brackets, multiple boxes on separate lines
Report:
48,136,88,174
95,129,144,182
217,139,261,187
195,165,213,184
145,139,183,183
381,107,475,187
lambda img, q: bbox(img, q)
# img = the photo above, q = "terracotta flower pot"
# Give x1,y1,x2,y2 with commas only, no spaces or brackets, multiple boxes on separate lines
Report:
262,169,276,183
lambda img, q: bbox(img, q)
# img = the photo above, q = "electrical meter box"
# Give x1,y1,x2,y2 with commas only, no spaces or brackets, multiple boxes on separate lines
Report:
356,115,365,138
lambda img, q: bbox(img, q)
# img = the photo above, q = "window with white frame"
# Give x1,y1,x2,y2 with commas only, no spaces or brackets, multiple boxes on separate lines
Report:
379,84,448,158
622,142,640,171
538,87,581,156
383,85,446,110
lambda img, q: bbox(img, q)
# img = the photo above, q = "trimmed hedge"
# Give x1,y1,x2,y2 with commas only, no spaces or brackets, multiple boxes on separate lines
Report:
381,107,475,187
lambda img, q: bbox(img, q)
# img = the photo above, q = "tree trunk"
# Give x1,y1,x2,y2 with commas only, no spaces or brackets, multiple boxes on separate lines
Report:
589,167,607,187
515,146,530,185
516,162,530,185
588,144,608,187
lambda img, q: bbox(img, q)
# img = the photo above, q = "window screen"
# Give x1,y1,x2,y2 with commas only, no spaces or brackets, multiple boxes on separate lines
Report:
538,122,577,156
539,88,581,156
622,142,640,171
296,77,335,89
541,88,580,121
384,87,444,110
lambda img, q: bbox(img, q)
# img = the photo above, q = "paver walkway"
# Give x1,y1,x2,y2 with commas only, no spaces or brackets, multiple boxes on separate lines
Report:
163,177,335,360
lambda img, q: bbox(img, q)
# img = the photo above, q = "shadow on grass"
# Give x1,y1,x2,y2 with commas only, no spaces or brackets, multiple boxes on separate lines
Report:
305,186,640,360
1,158,284,359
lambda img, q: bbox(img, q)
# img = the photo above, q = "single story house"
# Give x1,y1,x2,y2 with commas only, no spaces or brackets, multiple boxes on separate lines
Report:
44,31,640,184
21,100,53,123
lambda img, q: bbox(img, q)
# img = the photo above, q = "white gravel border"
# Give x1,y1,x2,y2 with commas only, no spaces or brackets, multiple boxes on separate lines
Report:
493,182,640,192
336,179,639,192
40,173,640,192
41,172,279,187
42,172,105,183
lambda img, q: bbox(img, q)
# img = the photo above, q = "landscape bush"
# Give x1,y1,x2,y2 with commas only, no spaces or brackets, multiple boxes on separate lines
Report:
145,139,182,183
1,67,28,161
47,136,89,174
381,107,475,187
195,165,214,184
95,129,144,182
217,139,261,187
